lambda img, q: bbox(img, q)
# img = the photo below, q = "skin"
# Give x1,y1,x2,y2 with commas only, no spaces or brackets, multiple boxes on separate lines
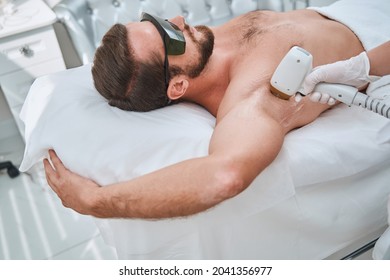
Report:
368,41,390,76
44,9,365,219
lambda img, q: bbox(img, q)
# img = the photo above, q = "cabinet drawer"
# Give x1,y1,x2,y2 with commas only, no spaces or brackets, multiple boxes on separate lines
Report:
0,58,65,109
0,25,63,76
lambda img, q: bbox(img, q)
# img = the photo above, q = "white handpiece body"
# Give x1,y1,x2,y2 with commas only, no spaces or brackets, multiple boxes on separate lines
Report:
314,83,390,118
270,46,313,100
314,83,358,105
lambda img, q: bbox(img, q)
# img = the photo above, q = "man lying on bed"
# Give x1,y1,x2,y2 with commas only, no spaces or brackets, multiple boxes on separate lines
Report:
44,1,383,219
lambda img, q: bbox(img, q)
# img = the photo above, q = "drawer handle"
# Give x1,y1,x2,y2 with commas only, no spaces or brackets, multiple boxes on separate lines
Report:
112,0,120,7
19,45,34,58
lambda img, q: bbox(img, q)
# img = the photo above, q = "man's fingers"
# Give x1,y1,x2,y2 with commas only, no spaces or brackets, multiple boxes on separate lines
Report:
43,158,58,191
48,149,67,173
43,158,55,178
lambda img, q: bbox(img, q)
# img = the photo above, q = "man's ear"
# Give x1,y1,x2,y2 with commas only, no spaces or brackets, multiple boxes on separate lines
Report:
167,75,189,100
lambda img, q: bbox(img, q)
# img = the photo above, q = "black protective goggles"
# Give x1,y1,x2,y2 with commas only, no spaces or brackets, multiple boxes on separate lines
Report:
140,13,186,91
140,12,186,55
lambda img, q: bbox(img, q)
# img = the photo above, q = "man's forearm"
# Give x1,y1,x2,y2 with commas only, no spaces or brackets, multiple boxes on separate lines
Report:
90,155,244,219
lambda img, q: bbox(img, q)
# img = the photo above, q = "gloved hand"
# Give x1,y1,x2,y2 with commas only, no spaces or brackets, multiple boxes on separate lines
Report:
302,51,372,105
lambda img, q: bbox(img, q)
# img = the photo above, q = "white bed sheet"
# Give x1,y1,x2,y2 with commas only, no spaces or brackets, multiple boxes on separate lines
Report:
373,196,390,260
112,161,390,259
19,64,390,259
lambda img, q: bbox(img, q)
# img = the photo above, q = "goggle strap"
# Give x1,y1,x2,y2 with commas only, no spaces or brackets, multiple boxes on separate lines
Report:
163,33,170,89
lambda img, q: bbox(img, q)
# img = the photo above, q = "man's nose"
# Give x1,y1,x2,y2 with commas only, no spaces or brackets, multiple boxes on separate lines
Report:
169,15,186,30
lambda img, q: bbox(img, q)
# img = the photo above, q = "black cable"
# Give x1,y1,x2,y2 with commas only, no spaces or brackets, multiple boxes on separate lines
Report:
0,161,20,178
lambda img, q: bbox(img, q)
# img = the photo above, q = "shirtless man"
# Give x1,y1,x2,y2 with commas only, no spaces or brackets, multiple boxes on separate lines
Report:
44,5,366,219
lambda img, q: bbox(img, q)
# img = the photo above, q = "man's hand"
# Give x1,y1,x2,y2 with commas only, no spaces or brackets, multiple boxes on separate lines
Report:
43,150,101,216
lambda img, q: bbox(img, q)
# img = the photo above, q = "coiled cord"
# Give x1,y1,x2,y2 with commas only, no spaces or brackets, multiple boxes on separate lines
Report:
314,83,390,119
353,92,390,119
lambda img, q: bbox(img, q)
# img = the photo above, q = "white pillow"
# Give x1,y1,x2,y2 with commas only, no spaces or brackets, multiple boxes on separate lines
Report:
20,64,215,185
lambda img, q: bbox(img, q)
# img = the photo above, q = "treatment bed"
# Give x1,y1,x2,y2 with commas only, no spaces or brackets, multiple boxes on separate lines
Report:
19,0,390,259
19,65,390,259
373,196,390,260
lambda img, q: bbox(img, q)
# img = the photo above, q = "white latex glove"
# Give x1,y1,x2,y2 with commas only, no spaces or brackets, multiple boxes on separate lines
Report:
302,52,372,105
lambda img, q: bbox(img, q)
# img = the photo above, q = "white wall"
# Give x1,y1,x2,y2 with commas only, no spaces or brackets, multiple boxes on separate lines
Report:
0,88,21,142
0,90,11,122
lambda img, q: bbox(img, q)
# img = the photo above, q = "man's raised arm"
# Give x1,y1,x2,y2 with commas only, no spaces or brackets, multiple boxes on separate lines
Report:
44,90,286,219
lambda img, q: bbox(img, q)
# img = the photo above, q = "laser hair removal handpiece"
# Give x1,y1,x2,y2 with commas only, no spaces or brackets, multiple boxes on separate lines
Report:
270,46,390,119
270,46,313,100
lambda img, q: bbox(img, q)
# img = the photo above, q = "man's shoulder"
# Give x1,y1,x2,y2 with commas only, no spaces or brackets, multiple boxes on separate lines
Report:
216,81,271,121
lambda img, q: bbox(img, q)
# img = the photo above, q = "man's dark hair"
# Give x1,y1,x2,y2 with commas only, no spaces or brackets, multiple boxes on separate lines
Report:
92,23,171,112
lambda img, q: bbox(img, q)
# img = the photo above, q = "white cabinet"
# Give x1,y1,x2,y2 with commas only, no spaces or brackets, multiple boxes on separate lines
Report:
0,0,66,139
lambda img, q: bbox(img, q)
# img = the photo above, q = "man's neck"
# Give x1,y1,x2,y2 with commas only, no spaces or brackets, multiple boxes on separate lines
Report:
185,26,242,116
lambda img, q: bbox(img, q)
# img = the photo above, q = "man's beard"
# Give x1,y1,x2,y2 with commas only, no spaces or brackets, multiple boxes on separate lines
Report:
184,25,215,78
